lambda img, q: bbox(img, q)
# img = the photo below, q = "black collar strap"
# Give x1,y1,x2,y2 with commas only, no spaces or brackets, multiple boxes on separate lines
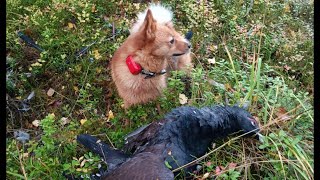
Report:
141,69,166,79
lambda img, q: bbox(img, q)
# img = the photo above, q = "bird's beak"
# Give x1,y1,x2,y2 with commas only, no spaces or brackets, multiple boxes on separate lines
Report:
257,133,264,143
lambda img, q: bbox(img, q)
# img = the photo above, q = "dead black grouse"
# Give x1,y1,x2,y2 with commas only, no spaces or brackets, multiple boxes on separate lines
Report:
72,105,262,180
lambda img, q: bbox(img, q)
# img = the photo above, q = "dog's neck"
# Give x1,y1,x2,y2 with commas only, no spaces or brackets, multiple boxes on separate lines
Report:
134,51,168,73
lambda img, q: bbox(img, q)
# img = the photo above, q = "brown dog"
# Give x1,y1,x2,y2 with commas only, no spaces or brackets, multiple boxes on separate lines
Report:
111,9,190,108
130,4,193,74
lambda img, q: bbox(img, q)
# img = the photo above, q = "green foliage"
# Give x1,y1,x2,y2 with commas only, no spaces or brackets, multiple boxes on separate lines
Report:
219,169,241,180
62,151,102,178
258,130,313,179
165,160,173,169
6,114,103,179
126,105,149,122
7,114,63,179
159,70,187,110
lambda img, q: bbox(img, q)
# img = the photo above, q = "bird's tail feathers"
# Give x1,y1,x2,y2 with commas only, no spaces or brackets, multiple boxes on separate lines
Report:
77,134,128,170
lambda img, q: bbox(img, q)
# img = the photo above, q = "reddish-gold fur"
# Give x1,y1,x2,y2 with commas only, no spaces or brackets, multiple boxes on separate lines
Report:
111,10,190,108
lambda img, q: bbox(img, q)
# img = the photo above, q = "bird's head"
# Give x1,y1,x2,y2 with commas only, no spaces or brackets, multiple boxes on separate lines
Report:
229,106,264,142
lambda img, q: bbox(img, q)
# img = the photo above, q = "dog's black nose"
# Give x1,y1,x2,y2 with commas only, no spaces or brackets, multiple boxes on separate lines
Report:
185,31,193,40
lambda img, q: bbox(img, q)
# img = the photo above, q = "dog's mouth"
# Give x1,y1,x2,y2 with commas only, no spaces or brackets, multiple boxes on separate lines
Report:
172,52,186,57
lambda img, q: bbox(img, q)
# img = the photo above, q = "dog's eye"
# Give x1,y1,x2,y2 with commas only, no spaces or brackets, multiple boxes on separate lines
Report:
169,38,175,44
251,121,256,126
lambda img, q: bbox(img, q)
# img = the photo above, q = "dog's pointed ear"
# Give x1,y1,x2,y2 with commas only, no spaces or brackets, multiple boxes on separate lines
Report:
139,9,156,42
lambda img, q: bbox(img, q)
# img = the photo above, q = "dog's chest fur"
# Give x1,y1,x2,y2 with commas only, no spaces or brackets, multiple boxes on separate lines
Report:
111,39,168,107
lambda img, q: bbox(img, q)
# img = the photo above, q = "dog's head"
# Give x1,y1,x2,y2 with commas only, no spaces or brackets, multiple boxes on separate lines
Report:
136,9,191,58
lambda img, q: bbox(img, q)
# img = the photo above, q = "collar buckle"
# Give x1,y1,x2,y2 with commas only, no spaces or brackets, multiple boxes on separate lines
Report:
141,69,166,79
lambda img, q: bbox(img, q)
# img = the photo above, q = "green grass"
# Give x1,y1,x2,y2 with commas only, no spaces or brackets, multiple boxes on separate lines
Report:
6,0,313,179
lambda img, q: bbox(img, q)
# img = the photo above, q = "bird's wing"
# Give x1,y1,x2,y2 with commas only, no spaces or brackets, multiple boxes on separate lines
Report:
124,123,151,140
123,119,167,153
77,134,129,171
102,152,174,180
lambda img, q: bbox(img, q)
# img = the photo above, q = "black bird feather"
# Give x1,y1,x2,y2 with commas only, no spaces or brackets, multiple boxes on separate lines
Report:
17,31,44,52
71,105,262,180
